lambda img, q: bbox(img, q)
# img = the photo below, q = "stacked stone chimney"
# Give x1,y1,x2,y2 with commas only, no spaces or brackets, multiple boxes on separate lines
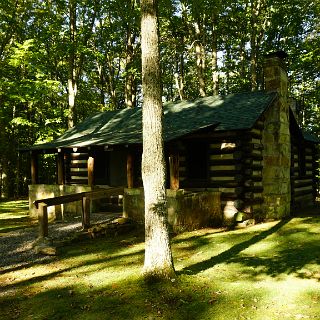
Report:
262,51,291,218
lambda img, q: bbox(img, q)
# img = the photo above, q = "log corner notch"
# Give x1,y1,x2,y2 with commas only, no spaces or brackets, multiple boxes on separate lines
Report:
87,155,95,187
169,152,179,190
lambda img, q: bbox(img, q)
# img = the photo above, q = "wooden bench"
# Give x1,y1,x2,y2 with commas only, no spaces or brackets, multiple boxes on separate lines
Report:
33,187,123,238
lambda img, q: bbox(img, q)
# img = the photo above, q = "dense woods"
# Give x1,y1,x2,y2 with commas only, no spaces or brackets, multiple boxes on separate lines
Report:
0,0,319,198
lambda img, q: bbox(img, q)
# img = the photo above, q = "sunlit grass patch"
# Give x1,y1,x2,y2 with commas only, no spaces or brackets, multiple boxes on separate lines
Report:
0,199,32,232
0,203,319,319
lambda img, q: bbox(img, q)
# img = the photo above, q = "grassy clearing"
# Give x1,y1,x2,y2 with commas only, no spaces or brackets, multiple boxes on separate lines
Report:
0,199,33,232
0,200,319,319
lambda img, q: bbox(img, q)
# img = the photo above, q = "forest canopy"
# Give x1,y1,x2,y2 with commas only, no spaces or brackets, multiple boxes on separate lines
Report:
0,0,319,197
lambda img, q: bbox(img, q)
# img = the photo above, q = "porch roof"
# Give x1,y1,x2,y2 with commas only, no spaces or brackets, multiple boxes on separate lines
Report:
29,91,278,150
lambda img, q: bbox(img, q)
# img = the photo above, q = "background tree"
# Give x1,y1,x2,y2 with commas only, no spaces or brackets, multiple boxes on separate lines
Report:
0,0,318,198
141,0,175,280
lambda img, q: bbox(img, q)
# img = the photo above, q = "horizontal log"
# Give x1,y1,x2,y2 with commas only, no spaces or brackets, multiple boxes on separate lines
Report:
242,143,264,151
293,194,314,202
244,192,262,199
243,158,263,165
253,121,264,130
209,159,238,166
294,188,313,197
251,127,263,135
293,180,313,188
244,180,263,187
210,170,242,177
209,181,241,188
70,171,88,177
69,178,88,185
244,185,263,192
34,193,85,208
249,150,263,159
69,153,89,160
218,187,243,195
247,176,263,182
294,184,313,192
244,164,263,171
69,163,88,168
210,148,241,155
210,164,243,171
211,175,244,182
86,187,124,200
210,142,237,150
242,131,263,140
210,152,242,161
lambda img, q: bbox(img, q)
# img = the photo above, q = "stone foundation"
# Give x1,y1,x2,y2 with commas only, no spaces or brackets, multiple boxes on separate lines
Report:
29,184,93,220
123,188,222,232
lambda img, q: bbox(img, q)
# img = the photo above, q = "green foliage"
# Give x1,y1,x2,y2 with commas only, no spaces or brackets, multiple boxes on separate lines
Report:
0,0,318,197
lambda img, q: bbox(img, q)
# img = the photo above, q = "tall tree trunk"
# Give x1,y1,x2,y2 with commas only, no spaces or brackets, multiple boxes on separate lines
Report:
194,20,206,97
174,51,184,100
141,0,175,281
250,0,258,91
125,28,136,108
211,11,219,96
68,0,77,128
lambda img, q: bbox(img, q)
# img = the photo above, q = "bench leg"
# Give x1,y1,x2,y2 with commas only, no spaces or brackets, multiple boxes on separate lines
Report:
82,197,91,230
38,203,48,238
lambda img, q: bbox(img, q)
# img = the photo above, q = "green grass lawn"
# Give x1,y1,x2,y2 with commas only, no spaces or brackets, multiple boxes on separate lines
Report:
0,199,33,232
0,200,319,320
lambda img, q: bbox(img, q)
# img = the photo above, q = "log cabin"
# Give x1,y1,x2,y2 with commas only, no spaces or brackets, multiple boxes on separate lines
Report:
24,51,319,230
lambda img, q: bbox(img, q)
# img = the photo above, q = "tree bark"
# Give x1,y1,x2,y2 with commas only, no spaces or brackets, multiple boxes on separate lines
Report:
141,0,175,281
68,0,77,128
250,0,258,91
125,1,137,109
194,20,206,97
211,10,219,96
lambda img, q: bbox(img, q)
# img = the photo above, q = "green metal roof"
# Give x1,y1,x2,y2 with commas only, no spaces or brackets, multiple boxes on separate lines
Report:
29,91,278,151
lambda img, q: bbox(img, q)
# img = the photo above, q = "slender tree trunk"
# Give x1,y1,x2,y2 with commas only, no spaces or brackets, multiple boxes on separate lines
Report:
250,0,258,91
240,37,246,79
68,0,77,128
194,20,206,97
174,51,184,100
97,63,105,109
141,0,175,281
125,28,136,108
211,10,219,96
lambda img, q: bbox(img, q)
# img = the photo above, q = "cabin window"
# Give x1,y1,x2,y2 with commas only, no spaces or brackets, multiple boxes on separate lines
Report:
185,140,209,186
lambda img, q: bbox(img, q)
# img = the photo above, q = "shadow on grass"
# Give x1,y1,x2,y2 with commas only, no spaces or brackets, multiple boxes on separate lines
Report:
0,275,217,320
180,219,291,275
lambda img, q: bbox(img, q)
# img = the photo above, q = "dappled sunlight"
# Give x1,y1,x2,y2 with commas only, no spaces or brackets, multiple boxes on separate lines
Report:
1,216,320,319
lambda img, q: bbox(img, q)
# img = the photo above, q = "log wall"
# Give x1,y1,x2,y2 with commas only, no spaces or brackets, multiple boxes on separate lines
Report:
291,142,317,207
179,124,264,218
65,152,89,185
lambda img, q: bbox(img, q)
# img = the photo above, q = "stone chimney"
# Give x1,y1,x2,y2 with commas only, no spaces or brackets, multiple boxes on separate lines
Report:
262,51,291,218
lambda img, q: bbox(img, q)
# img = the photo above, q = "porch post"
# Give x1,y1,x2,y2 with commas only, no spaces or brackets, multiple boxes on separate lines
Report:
127,152,134,188
57,150,65,185
88,155,95,187
169,152,179,190
31,151,38,184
